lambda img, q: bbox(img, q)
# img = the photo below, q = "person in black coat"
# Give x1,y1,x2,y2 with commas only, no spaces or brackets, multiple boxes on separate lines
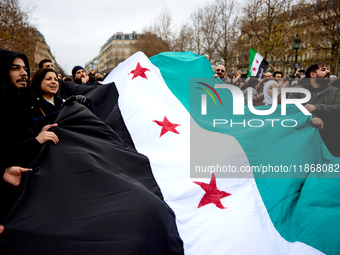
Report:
29,68,95,130
0,49,59,221
29,68,64,129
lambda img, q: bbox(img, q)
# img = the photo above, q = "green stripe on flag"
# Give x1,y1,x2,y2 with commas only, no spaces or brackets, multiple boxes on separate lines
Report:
150,51,215,112
248,47,257,77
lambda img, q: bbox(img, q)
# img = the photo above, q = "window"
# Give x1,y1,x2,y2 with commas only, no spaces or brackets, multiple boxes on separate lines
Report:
115,42,118,46
115,48,118,53
122,48,125,53
122,56,125,60
130,42,133,46
122,41,125,46
129,34,132,39
121,35,125,40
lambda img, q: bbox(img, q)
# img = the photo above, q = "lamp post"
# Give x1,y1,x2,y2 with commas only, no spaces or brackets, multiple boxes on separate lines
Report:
293,34,301,72
337,50,339,77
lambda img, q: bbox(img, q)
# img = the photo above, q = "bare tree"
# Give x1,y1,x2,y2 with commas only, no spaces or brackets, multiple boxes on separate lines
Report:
189,8,205,55
297,0,340,73
151,7,175,50
215,0,239,69
132,30,170,58
237,0,306,74
172,23,195,52
133,7,175,56
189,3,221,63
199,3,220,63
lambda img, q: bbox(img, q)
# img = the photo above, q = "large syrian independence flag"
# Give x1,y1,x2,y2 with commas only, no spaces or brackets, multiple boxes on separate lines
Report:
102,51,326,255
248,47,269,78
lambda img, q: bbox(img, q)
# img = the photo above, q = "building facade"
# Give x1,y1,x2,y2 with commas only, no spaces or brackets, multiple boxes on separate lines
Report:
98,31,140,75
233,0,339,77
34,31,58,73
84,56,99,75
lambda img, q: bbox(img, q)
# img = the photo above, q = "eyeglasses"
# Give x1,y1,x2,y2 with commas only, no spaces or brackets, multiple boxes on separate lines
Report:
216,69,225,72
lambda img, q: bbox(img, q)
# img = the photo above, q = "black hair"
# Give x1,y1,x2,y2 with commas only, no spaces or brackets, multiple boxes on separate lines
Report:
0,49,30,91
38,59,52,69
247,78,259,88
273,71,283,77
305,62,327,78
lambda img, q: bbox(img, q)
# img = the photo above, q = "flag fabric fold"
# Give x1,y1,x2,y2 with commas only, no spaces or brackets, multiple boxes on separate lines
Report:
0,100,184,255
103,51,325,255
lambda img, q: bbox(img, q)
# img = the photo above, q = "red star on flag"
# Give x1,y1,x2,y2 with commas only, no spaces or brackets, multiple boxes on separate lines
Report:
256,60,259,64
252,67,257,71
129,62,150,80
194,173,231,209
153,116,180,137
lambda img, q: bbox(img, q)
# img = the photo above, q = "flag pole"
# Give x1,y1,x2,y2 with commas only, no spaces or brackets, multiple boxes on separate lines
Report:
268,63,278,72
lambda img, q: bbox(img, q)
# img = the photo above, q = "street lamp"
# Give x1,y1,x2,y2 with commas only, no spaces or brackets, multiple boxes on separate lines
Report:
293,34,301,72
337,48,339,77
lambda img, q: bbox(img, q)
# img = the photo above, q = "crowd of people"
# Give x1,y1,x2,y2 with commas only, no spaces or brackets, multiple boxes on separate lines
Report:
213,63,340,156
0,51,115,209
2,50,340,195
0,49,185,254
0,49,91,229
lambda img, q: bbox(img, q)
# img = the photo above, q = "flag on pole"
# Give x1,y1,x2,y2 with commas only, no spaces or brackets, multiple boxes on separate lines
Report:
248,47,269,78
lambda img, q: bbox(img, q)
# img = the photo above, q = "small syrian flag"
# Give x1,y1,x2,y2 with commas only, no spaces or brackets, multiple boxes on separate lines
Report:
248,47,269,78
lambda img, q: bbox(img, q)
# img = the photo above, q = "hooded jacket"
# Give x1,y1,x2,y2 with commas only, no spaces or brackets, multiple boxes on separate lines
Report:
288,77,340,128
0,49,43,222
0,49,41,176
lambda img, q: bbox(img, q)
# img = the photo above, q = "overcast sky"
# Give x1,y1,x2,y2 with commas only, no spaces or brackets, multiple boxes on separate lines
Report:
19,0,214,75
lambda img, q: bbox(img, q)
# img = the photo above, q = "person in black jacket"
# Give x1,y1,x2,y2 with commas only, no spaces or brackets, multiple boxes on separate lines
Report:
0,49,59,221
71,65,100,86
29,68,95,130
72,65,89,85
29,68,64,129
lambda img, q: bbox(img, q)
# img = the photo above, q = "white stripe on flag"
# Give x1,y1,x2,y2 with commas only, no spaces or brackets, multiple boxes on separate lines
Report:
251,52,264,77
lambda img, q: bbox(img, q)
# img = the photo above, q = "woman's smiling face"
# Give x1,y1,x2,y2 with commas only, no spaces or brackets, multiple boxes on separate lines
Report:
41,71,59,97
